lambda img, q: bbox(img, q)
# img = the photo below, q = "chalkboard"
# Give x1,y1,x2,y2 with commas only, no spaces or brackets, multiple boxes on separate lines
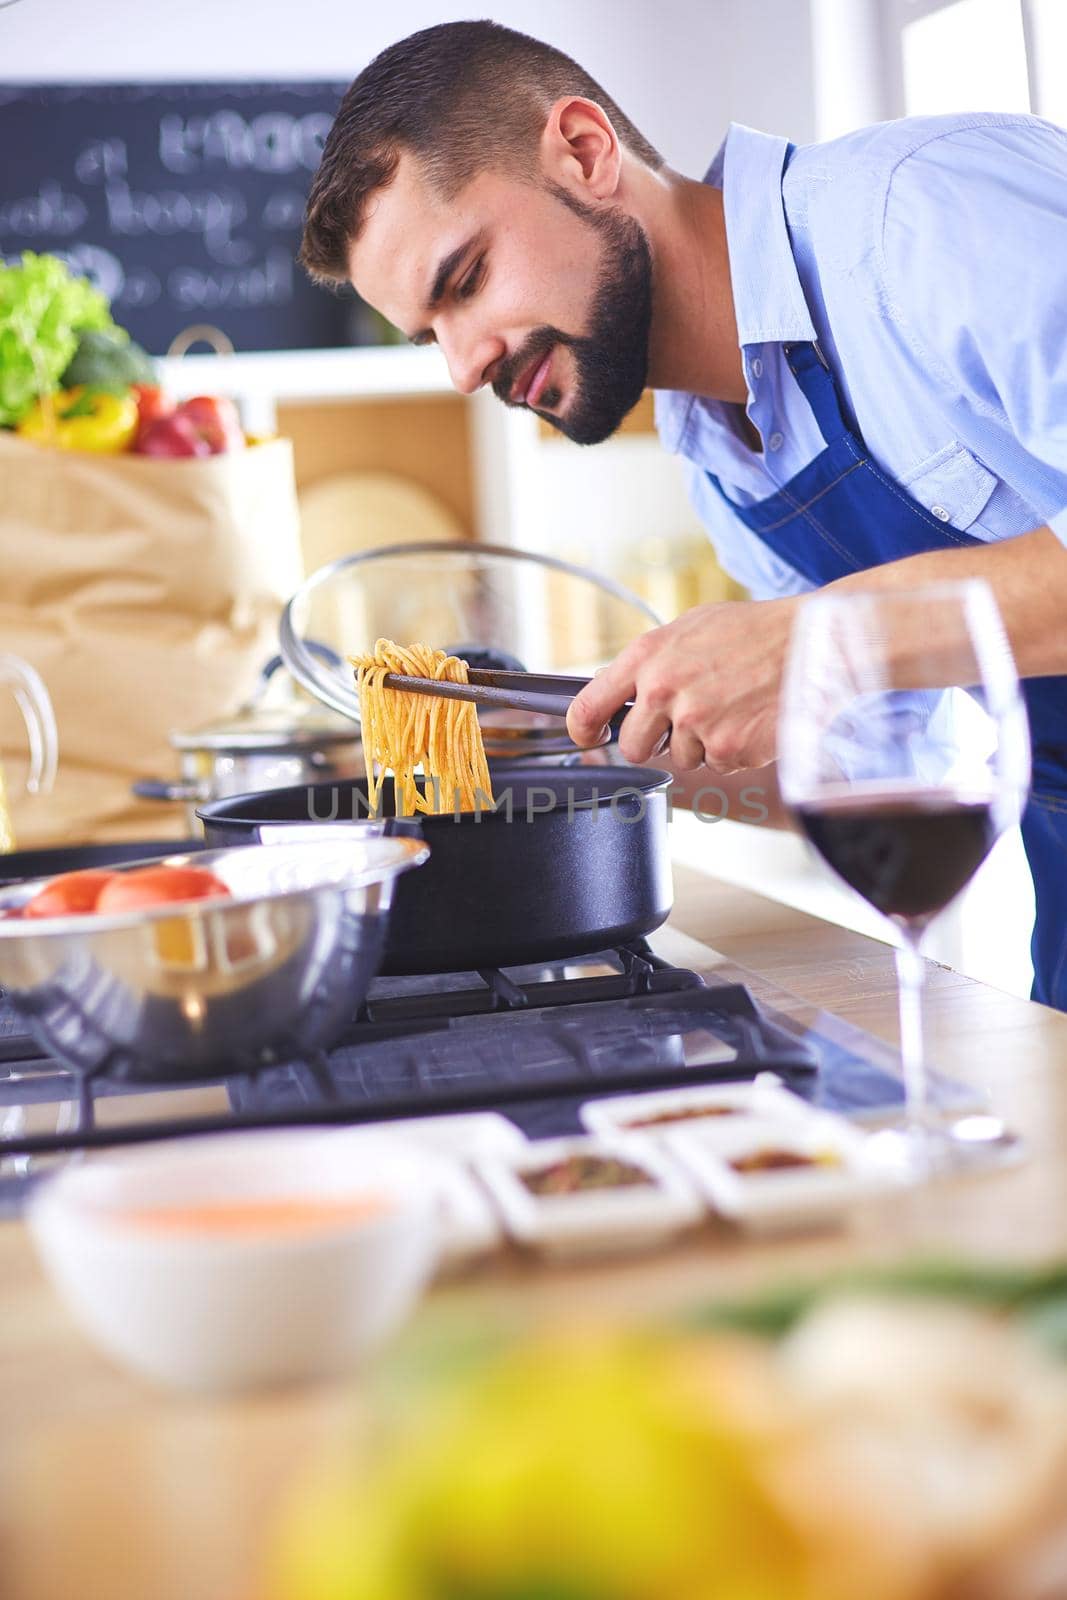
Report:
0,81,371,355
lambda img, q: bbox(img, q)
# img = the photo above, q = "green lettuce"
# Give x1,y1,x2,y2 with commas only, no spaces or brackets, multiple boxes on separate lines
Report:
0,251,116,427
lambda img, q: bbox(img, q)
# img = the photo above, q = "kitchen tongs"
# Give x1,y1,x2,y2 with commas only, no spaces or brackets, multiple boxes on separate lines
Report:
380,668,633,740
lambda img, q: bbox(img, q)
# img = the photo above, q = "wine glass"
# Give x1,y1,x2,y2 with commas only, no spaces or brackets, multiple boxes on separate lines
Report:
778,580,1030,1171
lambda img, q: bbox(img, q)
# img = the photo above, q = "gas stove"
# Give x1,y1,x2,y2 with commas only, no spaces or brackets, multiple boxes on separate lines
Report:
0,930,920,1211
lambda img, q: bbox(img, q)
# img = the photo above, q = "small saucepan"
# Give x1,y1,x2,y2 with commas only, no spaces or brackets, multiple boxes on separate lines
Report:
132,651,362,832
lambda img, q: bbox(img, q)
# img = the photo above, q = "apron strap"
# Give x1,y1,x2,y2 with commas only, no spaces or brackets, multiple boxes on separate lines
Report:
783,342,852,447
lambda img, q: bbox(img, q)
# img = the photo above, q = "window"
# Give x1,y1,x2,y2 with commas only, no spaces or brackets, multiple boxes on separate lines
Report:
1027,0,1067,124
900,0,1030,116
812,0,1066,135
891,0,1064,122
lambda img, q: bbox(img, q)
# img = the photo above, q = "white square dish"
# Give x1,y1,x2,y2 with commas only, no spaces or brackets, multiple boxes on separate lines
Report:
473,1135,705,1260
425,1157,503,1269
666,1114,906,1233
579,1074,821,1141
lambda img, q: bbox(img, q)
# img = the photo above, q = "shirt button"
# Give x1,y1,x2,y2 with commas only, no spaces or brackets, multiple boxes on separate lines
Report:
767,431,784,452
931,504,951,521
751,357,763,379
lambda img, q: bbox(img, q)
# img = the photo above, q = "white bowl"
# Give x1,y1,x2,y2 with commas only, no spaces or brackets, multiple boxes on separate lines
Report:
27,1130,438,1391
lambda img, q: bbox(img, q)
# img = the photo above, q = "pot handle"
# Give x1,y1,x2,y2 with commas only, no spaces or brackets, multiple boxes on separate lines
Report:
252,640,343,704
132,777,205,803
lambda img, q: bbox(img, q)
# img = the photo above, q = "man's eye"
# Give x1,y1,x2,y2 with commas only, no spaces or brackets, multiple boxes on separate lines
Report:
456,259,484,300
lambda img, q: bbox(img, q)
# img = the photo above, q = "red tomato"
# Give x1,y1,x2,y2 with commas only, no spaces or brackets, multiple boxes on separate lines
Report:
96,865,232,914
132,385,174,429
23,869,119,919
176,394,245,454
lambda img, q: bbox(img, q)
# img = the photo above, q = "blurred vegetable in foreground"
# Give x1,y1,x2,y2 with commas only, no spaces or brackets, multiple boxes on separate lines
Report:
0,252,115,427
268,1301,1067,1600
691,1258,1067,1350
271,1335,810,1600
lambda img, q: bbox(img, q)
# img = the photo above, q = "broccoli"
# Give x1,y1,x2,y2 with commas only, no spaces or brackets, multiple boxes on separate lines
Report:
60,328,157,395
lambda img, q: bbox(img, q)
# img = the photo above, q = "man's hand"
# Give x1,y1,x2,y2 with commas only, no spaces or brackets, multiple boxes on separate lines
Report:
566,598,798,772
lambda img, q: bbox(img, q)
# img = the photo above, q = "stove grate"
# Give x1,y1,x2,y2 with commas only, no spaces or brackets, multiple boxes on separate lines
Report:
0,943,827,1157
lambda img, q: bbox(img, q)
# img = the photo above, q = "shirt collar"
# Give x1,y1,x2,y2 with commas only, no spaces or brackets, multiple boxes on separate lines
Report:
717,123,816,347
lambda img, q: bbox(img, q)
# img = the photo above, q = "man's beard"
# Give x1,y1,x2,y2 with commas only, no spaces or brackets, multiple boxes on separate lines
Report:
492,194,654,446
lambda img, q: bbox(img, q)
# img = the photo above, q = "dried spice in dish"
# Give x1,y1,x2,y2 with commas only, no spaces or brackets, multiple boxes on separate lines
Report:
728,1149,841,1175
628,1105,739,1128
520,1155,656,1196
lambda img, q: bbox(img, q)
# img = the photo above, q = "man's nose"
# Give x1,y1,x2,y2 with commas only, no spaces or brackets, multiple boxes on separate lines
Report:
440,329,503,396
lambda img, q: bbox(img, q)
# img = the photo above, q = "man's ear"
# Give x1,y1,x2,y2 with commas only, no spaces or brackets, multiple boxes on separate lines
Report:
539,96,622,202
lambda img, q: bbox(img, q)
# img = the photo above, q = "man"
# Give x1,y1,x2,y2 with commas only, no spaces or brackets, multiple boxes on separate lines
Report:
301,20,1067,1007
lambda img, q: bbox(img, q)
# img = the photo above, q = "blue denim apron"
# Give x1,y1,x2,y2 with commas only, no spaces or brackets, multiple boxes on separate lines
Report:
704,340,1067,1009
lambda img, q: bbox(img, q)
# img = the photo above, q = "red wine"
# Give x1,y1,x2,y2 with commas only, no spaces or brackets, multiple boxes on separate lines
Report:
797,793,997,921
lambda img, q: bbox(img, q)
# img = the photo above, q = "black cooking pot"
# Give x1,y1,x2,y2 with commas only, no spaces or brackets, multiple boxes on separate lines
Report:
198,765,673,974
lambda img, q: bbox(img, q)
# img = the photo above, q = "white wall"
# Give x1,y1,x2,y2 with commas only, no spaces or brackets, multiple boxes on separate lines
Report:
810,0,890,137
0,0,816,173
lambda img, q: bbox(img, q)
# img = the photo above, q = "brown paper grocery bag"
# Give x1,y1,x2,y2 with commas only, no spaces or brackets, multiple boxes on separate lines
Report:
0,434,304,847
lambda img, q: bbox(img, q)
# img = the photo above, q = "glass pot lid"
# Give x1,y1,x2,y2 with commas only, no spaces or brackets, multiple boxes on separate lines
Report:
279,541,661,756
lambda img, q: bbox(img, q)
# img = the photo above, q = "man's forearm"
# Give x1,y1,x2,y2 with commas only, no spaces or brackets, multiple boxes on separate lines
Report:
828,524,1067,678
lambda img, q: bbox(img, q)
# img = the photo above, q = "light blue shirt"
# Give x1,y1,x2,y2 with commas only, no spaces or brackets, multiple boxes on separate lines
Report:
655,114,1067,599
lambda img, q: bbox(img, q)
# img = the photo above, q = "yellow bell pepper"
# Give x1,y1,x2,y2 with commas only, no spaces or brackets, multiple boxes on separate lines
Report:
270,1336,814,1600
17,386,139,453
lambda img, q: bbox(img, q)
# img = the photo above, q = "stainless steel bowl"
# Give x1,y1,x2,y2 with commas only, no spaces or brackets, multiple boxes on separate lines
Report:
0,836,428,1084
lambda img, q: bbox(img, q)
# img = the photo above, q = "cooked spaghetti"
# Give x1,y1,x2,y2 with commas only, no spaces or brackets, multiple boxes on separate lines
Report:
350,639,494,816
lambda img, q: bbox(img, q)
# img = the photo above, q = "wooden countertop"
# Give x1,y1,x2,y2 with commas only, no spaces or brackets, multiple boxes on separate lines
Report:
4,865,1067,1600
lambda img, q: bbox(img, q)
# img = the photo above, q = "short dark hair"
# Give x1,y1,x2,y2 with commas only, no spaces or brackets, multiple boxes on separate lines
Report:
300,19,664,284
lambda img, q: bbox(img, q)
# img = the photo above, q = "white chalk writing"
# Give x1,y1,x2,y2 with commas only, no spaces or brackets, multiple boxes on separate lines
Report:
261,190,307,230
33,243,162,310
158,111,332,175
74,137,128,185
0,182,87,237
14,97,333,334
168,246,293,310
104,182,252,265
